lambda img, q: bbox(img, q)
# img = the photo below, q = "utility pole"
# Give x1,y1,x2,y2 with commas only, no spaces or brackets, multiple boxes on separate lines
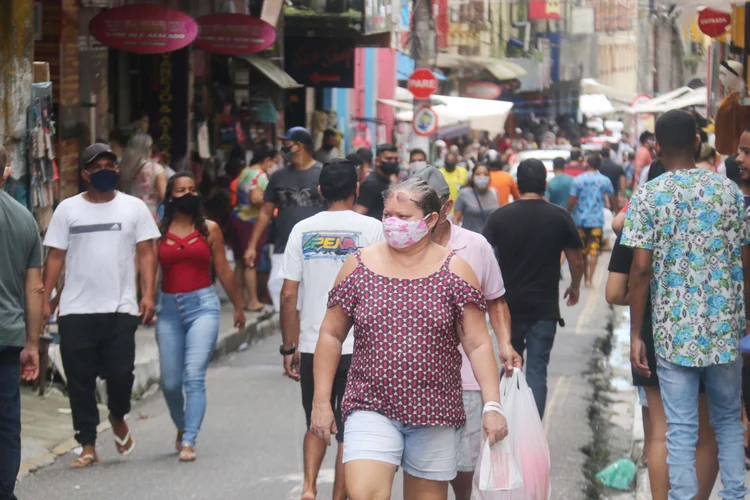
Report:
411,0,436,153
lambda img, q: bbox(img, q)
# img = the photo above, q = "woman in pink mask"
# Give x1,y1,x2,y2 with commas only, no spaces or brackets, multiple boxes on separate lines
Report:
310,178,508,499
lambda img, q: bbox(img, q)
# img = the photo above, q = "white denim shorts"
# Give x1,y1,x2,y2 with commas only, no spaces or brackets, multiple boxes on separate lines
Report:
343,410,459,481
456,391,483,472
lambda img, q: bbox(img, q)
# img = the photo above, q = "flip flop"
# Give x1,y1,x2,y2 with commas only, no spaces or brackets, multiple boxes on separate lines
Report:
71,453,98,468
179,445,196,462
114,430,135,456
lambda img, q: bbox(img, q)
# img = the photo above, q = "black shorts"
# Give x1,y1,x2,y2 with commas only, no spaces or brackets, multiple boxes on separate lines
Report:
300,353,351,443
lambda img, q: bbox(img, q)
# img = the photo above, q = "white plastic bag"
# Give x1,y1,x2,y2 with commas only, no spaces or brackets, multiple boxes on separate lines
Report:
473,370,551,500
472,438,523,498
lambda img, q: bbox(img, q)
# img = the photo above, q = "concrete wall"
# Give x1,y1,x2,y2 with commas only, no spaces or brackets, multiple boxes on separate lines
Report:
0,0,34,180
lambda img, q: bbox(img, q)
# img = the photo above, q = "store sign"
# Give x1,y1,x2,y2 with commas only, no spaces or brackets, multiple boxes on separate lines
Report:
89,5,198,54
413,106,438,136
285,37,355,88
408,68,439,99
195,13,276,55
530,0,562,20
698,8,731,38
364,0,393,34
465,81,502,100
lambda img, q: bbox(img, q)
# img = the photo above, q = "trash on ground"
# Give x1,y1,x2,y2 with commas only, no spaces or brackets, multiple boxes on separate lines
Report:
595,458,636,490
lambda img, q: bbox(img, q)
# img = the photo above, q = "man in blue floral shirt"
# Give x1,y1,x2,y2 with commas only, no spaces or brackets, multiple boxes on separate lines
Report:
567,152,616,287
623,110,750,500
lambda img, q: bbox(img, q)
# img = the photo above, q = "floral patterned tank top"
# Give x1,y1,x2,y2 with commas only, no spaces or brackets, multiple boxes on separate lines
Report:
327,249,487,427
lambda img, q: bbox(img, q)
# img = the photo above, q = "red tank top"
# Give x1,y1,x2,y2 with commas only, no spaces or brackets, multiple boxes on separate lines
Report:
158,230,213,294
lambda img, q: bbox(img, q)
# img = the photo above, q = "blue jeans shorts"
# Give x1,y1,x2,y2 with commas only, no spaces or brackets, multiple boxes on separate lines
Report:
343,410,459,481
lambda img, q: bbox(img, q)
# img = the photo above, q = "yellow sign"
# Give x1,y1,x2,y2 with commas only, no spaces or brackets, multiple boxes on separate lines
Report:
732,4,744,48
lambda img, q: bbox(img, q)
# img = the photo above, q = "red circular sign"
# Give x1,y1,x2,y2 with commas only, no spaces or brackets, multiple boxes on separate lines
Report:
90,5,198,54
195,14,277,55
698,8,731,38
413,105,438,136
408,69,439,100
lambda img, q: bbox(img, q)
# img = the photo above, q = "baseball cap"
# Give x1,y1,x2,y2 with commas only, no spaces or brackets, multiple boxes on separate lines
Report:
413,166,450,199
83,143,117,167
319,158,358,195
282,126,313,146
345,152,364,167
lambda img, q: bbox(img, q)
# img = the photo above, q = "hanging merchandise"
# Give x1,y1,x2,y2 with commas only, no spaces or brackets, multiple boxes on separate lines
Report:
198,121,211,160
715,61,750,155
27,82,58,231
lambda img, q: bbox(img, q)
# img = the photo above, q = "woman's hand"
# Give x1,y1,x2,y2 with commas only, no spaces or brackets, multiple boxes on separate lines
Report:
483,411,509,446
234,308,246,331
310,401,337,445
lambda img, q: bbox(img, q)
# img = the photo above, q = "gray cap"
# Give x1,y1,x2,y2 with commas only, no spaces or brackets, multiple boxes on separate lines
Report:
412,166,450,199
83,143,117,167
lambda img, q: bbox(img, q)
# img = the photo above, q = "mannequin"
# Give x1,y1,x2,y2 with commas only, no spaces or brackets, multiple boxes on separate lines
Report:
715,60,750,155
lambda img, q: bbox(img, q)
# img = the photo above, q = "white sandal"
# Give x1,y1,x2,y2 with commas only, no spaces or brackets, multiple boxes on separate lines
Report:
114,431,135,456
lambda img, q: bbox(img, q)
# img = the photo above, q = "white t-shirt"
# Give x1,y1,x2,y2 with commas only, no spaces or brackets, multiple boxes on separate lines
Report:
282,210,384,354
44,192,161,316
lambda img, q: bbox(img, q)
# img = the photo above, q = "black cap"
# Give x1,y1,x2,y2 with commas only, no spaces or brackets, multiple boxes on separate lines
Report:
282,126,313,146
345,152,364,167
83,143,117,167
320,158,358,192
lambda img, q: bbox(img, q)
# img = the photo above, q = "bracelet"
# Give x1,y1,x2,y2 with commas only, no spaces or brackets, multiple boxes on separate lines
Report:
482,401,505,416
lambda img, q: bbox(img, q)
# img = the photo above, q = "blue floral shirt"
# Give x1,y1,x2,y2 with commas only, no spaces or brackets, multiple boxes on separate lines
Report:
622,169,749,367
570,171,614,228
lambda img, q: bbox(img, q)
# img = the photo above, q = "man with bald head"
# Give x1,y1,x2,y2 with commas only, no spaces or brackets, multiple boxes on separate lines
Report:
0,146,44,499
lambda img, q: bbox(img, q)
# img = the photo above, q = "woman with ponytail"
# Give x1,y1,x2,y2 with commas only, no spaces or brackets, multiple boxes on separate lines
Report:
156,172,246,462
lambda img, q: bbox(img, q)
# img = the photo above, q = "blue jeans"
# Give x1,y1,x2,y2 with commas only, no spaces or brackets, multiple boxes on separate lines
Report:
510,320,557,418
0,347,21,500
156,286,220,447
657,355,747,500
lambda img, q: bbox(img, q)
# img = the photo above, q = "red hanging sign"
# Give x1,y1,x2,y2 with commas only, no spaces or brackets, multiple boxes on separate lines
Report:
408,68,439,100
195,13,277,55
698,8,731,38
529,0,562,20
89,4,198,54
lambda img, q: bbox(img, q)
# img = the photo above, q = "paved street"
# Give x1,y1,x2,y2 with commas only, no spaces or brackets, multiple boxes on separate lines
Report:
16,263,613,500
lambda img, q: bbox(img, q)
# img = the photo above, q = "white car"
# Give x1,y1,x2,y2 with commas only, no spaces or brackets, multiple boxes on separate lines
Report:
510,150,571,181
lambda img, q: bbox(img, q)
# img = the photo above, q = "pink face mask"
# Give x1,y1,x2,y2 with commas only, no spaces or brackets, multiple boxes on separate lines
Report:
383,216,431,249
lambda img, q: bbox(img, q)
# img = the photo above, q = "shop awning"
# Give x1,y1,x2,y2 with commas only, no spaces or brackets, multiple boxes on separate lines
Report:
580,78,636,104
633,87,707,114
236,55,302,89
397,52,447,81
579,94,615,117
394,94,514,136
630,86,694,113
435,53,526,80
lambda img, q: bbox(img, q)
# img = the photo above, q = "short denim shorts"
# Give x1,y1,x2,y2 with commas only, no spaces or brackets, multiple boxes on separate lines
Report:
456,391,483,472
343,410,459,481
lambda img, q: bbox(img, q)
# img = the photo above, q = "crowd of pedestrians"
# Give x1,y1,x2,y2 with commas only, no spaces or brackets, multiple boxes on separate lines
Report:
4,111,750,500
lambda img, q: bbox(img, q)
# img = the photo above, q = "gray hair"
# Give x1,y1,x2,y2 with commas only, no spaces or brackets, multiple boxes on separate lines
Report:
383,177,442,216
119,132,154,193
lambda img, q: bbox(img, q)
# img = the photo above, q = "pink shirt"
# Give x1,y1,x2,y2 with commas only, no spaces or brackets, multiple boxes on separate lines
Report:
447,224,506,391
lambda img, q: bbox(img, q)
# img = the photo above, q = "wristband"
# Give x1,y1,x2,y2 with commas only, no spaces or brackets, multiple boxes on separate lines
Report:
482,401,505,416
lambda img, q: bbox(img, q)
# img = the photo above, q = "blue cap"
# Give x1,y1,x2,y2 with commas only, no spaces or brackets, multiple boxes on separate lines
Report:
282,127,313,146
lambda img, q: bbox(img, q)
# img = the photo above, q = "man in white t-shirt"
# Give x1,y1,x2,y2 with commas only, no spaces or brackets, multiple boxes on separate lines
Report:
280,158,384,500
42,143,160,468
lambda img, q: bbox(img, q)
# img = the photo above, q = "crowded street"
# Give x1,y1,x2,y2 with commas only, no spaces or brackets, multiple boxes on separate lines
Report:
5,0,750,500
14,265,615,500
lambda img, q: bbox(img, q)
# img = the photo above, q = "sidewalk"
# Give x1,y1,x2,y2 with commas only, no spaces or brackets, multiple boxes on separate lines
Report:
18,303,278,479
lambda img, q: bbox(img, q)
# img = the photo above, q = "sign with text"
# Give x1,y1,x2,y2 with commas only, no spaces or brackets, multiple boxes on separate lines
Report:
530,0,562,20
89,4,198,54
408,68,439,99
195,13,277,55
698,8,731,38
364,0,393,35
285,37,355,88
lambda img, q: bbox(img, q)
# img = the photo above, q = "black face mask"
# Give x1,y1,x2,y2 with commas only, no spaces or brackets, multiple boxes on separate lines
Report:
89,169,119,192
280,146,292,155
381,161,400,175
444,162,457,172
172,193,201,215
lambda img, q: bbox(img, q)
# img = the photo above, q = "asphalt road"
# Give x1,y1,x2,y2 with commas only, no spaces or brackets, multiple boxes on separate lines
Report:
16,262,612,500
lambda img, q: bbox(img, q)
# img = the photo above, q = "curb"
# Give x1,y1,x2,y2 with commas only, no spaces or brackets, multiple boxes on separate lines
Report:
17,311,279,480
